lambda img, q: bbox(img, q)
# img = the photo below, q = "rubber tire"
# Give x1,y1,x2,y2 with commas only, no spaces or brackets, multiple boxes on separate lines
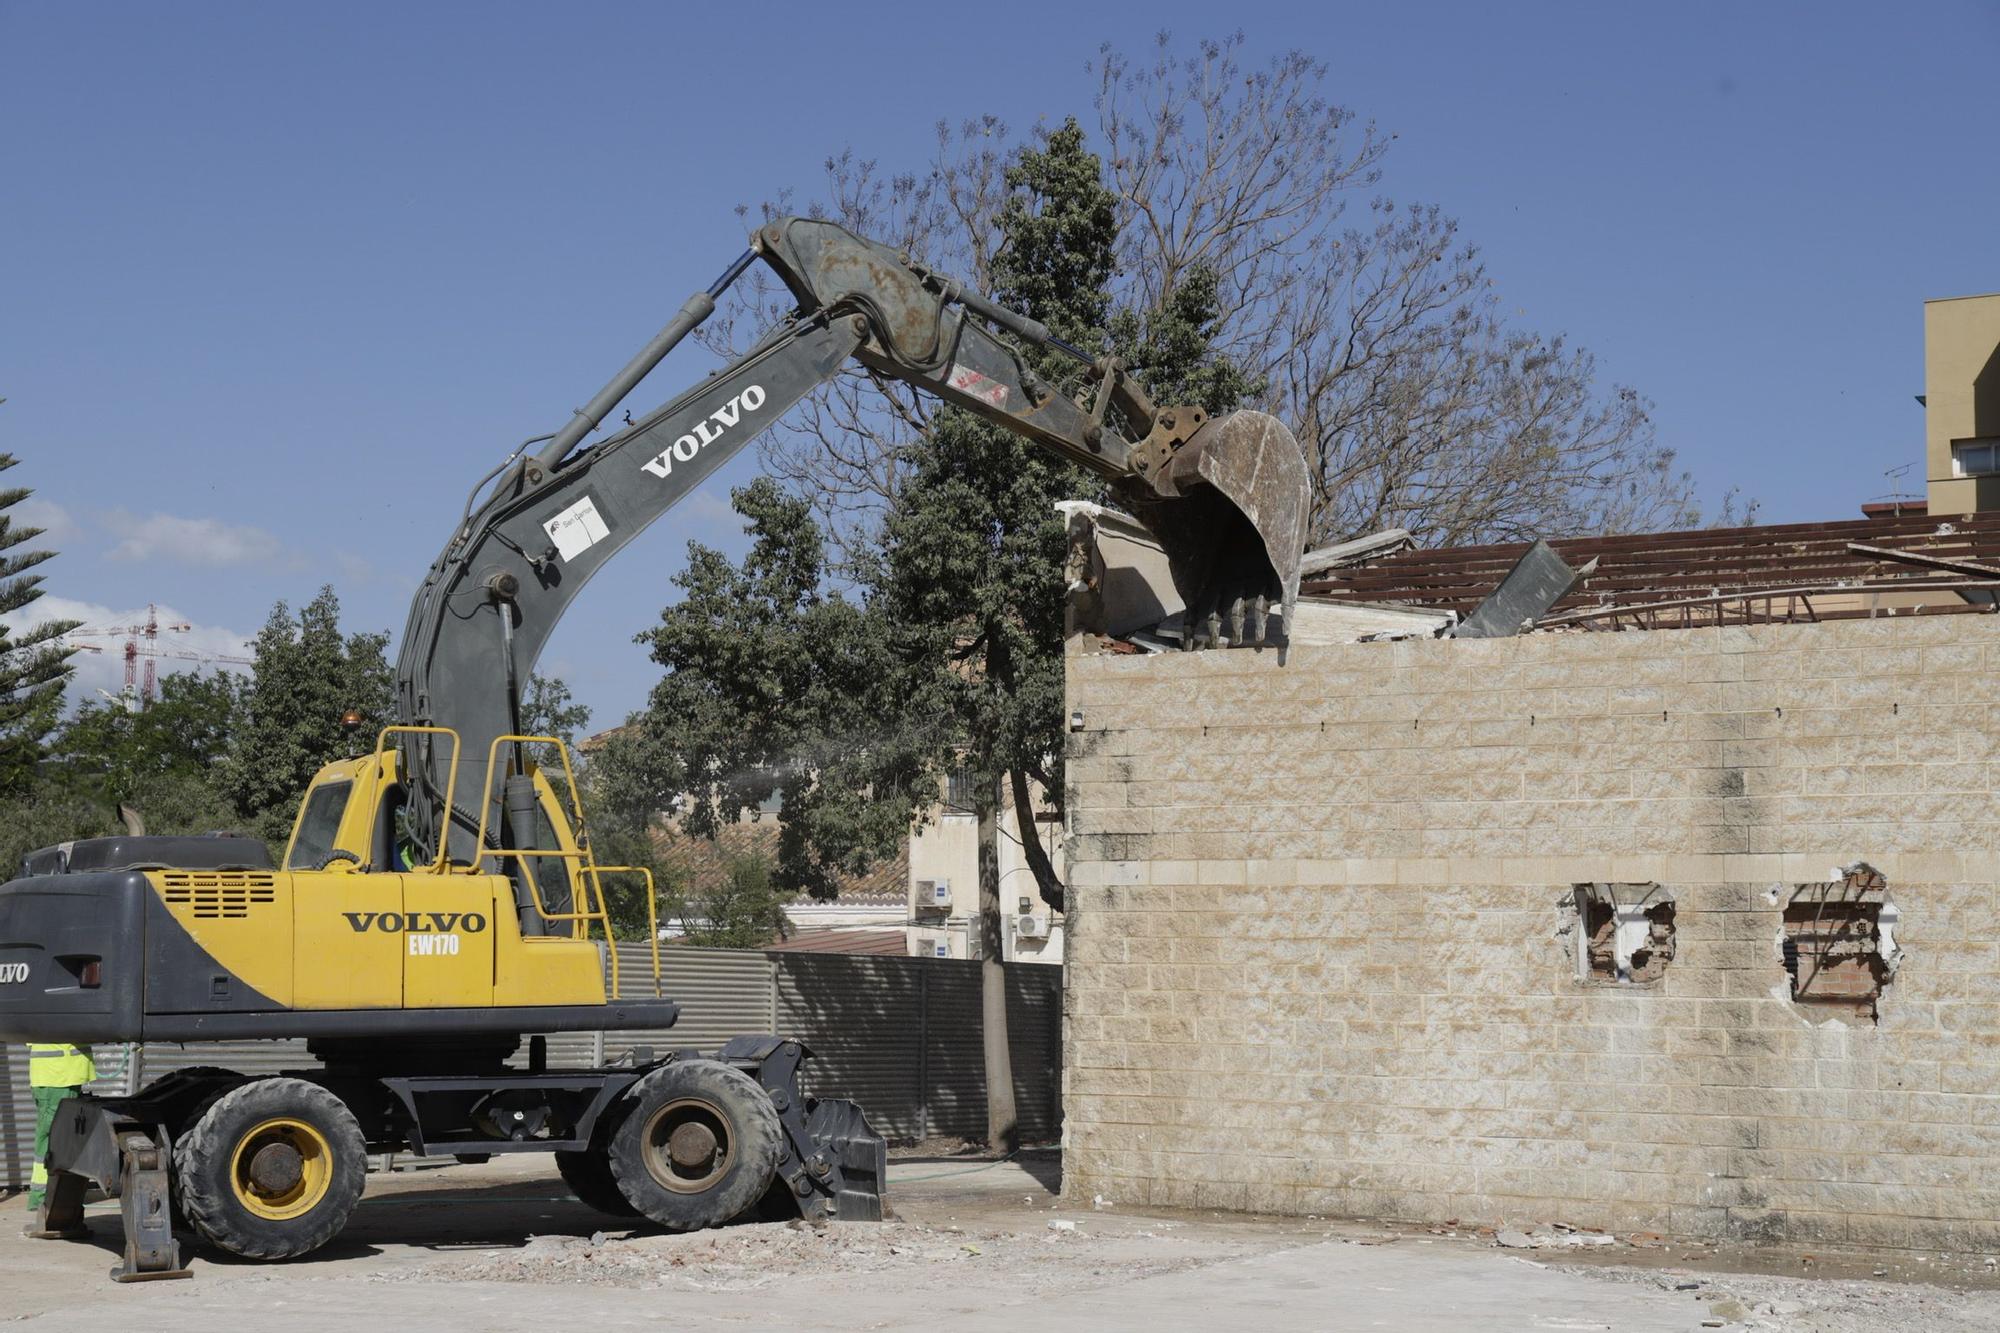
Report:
555,1148,640,1217
607,1060,782,1232
157,1069,246,1233
173,1076,367,1260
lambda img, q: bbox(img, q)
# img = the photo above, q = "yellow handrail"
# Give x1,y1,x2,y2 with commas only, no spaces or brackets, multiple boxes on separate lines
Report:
589,866,661,998
370,725,461,876
470,733,661,1000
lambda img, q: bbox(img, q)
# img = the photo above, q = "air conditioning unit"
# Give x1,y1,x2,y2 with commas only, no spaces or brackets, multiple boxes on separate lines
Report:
915,935,949,958
1015,914,1050,939
916,878,951,907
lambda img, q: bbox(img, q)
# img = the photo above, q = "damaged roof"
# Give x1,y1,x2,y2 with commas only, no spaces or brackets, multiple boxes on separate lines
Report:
1302,508,2000,631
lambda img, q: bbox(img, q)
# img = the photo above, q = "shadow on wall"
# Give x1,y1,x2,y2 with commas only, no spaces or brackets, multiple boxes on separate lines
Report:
1976,339,2000,438
768,952,1062,1144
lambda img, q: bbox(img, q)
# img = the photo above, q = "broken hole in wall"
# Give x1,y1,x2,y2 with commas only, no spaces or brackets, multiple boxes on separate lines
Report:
1780,862,1899,1023
1569,883,1676,984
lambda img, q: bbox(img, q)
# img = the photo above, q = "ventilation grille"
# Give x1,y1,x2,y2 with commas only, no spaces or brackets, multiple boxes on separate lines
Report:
160,871,279,919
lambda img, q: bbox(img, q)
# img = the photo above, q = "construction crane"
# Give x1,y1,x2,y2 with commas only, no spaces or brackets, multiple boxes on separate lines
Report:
63,603,253,707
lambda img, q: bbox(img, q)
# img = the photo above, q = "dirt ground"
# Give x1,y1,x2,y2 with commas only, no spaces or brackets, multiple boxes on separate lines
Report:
4,1151,1999,1331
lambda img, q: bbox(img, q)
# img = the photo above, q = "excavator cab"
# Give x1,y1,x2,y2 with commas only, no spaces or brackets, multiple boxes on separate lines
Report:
285,746,584,927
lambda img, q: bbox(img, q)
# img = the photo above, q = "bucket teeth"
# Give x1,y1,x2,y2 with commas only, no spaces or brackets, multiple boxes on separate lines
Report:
1116,409,1311,649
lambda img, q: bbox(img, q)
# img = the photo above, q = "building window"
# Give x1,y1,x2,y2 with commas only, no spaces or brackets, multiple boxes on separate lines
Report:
1951,438,2000,477
944,767,974,813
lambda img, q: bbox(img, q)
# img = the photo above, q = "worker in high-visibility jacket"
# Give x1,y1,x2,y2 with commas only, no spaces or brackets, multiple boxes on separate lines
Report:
26,1043,94,1212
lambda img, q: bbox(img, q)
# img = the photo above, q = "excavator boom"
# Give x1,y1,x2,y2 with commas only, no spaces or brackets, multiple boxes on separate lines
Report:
396,217,1309,872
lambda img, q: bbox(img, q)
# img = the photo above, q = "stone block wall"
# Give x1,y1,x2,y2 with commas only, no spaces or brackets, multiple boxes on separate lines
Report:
1061,617,2000,1252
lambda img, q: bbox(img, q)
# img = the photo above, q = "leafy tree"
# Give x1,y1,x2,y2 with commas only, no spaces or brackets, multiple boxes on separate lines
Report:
0,790,119,880
51,671,243,833
671,852,793,950
521,672,591,747
605,481,926,903
617,122,1228,1148
55,672,241,804
222,585,392,844
0,446,79,797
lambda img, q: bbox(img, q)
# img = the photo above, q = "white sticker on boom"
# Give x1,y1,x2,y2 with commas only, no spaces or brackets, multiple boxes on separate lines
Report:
947,361,1009,408
544,495,610,562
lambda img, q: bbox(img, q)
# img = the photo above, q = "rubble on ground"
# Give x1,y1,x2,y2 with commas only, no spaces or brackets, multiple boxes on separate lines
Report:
377,1217,1227,1294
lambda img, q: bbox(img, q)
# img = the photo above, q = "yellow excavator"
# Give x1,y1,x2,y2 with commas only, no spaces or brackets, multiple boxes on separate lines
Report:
0,217,1309,1279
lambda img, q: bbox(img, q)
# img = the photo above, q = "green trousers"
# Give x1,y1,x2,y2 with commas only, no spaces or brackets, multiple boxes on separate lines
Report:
27,1085,75,1210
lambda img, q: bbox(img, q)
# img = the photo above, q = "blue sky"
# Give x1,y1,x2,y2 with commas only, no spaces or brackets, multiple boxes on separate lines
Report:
3,2,1995,724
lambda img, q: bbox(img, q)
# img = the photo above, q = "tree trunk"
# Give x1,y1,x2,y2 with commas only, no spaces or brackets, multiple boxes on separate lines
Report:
1008,766,1064,913
977,788,1019,1152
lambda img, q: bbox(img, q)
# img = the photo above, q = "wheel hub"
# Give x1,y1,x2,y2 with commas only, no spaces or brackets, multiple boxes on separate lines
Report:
228,1117,335,1221
642,1097,733,1194
247,1141,304,1193
668,1122,718,1170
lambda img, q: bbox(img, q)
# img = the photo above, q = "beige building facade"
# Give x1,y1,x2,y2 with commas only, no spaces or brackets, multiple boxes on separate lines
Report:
906,777,1065,964
1062,616,2000,1253
1925,292,2000,514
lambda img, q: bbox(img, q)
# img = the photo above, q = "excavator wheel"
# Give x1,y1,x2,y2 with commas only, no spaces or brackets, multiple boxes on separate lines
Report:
556,1148,640,1218
172,1076,367,1260
607,1059,781,1231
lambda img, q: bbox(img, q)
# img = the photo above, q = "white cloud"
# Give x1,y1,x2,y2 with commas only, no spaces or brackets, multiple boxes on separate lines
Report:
12,497,80,548
103,511,287,568
3,596,254,706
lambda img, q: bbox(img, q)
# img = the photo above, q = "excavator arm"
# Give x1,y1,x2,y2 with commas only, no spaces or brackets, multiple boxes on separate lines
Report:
395,217,1309,873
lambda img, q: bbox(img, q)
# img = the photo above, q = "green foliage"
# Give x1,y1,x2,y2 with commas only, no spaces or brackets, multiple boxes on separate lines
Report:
55,672,242,808
862,122,1123,836
522,672,591,746
670,852,793,951
520,670,591,776
0,789,118,880
872,121,1250,845
0,449,79,798
1107,263,1262,416
605,118,1252,913
221,586,392,843
609,480,930,900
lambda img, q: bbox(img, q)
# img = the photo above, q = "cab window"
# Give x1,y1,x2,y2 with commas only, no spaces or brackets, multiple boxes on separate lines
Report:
529,801,577,917
288,780,353,870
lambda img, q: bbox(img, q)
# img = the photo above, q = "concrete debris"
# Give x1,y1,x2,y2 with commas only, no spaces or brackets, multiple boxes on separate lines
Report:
1494,1226,1621,1250
376,1216,1232,1295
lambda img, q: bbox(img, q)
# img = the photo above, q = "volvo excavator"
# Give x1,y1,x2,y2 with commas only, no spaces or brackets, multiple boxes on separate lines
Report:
0,217,1309,1279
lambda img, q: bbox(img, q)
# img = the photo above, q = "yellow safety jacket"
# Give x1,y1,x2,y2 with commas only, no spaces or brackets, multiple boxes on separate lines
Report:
27,1042,95,1088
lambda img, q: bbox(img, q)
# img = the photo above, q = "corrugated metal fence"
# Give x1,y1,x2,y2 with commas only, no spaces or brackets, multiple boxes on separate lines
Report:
3,949,1060,1189
773,954,1062,1142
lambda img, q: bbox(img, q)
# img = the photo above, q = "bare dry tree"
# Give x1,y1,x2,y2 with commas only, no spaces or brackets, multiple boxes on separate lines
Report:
1092,32,1723,548
701,30,1734,562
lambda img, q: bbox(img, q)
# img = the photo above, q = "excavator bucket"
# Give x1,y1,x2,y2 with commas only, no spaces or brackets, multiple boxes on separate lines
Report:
1118,409,1312,649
